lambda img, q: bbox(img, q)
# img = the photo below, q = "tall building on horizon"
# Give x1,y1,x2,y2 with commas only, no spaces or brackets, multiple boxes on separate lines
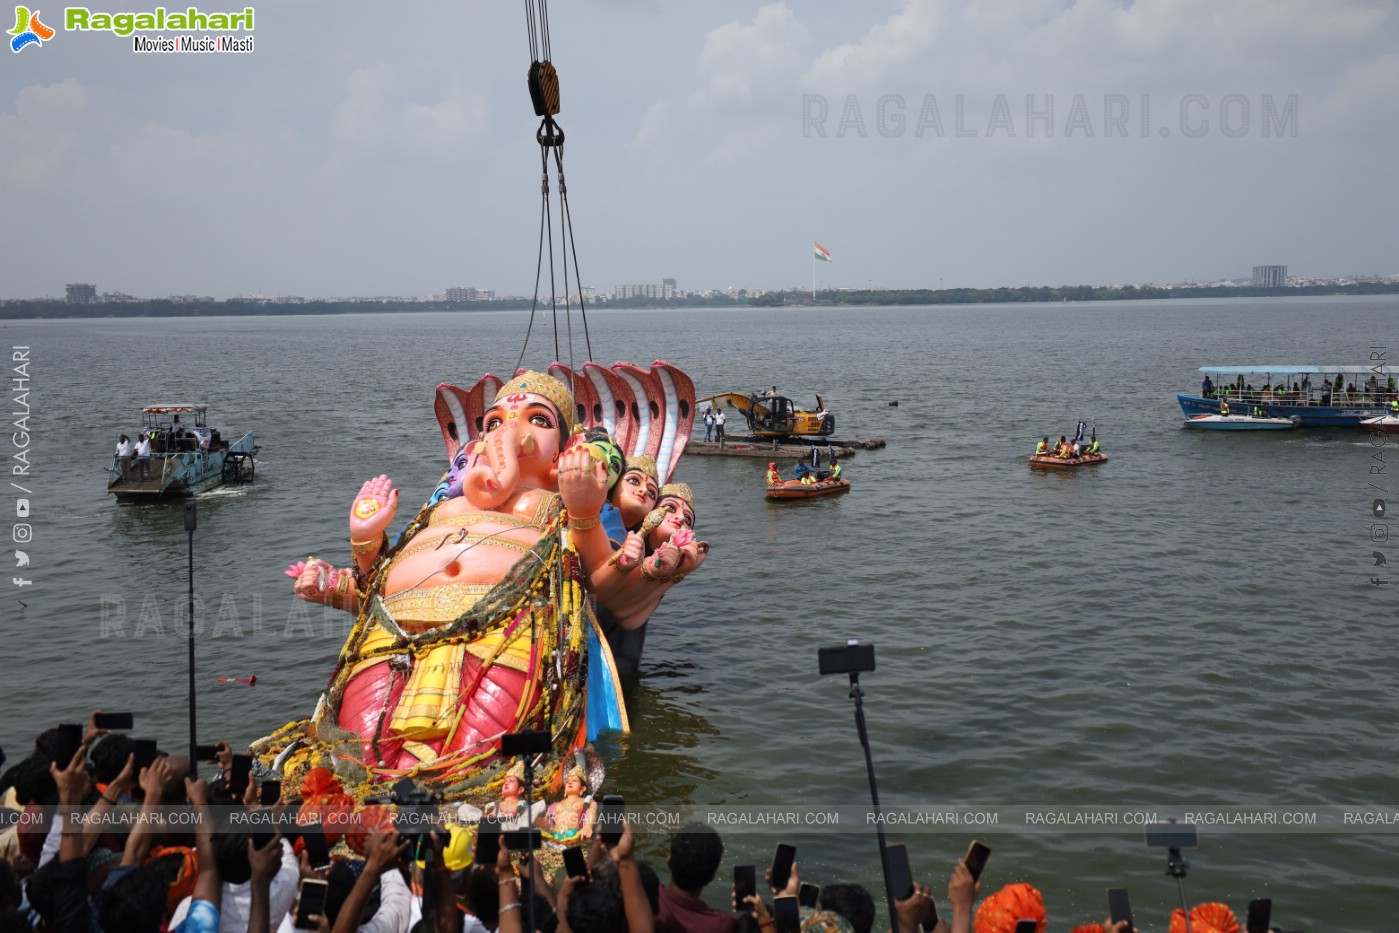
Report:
1252,265,1287,287
65,283,96,303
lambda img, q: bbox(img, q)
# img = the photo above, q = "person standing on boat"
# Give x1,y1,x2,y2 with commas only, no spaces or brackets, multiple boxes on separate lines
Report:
134,432,152,479
702,408,714,442
714,408,726,443
1201,375,1214,399
1035,437,1048,455
114,434,133,481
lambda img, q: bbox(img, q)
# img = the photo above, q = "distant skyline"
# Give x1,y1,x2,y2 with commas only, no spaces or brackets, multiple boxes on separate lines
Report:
4,1,1396,300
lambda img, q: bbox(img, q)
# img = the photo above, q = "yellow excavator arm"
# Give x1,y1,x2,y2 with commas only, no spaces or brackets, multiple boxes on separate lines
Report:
696,391,834,437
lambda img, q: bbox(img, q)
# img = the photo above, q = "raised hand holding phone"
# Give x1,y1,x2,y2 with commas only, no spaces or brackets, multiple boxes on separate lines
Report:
769,842,797,894
963,840,991,882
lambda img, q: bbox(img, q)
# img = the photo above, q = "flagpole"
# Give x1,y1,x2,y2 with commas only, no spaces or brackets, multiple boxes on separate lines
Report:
812,243,816,304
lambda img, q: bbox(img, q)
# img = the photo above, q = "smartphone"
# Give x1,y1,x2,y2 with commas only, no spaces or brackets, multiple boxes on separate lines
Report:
799,881,821,909
562,845,589,880
132,739,160,772
195,744,221,762
885,843,914,900
1143,822,1199,849
474,817,502,865
1014,921,1038,933
598,794,626,846
734,864,757,907
294,878,328,929
503,828,542,851
259,781,281,806
53,724,84,765
228,754,253,796
772,894,801,933
1246,897,1272,933
921,898,941,933
770,843,797,893
93,712,134,730
1107,888,1133,929
301,822,331,871
963,840,991,882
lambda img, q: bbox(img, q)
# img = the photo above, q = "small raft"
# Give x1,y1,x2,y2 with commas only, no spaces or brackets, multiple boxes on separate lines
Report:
1028,452,1109,469
766,477,851,499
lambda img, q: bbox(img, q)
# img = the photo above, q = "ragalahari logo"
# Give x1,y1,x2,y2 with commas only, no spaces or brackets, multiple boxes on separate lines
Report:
10,6,54,52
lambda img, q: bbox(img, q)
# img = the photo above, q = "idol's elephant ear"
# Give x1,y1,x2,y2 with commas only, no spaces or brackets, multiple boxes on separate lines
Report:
651,360,695,485
613,362,665,464
584,362,637,456
434,383,474,460
435,373,504,460
548,362,600,434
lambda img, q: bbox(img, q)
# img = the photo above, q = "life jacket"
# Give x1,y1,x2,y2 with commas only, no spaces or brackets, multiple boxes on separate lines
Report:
1035,441,1046,454
1219,402,1230,416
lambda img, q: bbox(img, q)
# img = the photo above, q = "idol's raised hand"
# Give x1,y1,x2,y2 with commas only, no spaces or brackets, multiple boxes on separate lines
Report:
349,475,398,543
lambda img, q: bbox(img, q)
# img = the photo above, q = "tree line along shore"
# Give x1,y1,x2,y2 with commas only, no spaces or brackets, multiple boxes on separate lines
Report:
2,281,1396,319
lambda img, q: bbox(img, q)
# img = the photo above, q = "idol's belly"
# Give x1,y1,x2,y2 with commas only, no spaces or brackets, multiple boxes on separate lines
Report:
381,523,544,596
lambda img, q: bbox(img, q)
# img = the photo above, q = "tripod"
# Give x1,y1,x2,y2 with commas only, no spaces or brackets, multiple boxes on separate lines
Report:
1166,846,1193,933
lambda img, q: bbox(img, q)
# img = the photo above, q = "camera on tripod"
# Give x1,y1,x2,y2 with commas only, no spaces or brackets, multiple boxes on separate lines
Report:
367,777,443,845
818,639,876,676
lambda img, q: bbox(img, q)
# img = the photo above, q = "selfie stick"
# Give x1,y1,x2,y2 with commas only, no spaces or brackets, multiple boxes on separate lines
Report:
183,501,198,779
845,666,898,928
1166,846,1193,933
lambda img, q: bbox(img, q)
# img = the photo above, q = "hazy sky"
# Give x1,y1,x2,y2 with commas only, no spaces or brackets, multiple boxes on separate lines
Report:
4,0,1395,299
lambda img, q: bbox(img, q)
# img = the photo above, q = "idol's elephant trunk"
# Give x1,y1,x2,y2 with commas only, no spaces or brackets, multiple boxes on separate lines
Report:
464,422,526,509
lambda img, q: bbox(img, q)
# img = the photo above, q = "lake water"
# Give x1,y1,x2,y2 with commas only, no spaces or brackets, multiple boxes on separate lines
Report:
1,296,1394,930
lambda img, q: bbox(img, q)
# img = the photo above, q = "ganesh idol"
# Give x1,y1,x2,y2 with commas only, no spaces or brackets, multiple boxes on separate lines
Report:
259,370,641,797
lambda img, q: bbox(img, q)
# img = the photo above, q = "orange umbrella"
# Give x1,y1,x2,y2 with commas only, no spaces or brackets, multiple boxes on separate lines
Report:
974,883,1046,933
345,804,396,856
297,766,355,844
1169,903,1240,933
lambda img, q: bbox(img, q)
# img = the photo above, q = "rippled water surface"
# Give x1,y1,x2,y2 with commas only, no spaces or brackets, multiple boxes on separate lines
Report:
2,297,1395,930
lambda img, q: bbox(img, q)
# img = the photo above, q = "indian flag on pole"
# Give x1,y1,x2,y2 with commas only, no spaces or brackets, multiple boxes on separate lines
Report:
814,241,832,262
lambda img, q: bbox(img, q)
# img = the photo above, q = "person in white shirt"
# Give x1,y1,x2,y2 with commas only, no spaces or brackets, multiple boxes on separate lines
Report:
115,434,133,481
169,834,299,933
714,410,726,442
134,432,153,479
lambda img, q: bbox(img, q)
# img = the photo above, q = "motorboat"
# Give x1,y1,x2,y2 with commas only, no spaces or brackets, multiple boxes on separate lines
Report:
1360,414,1399,433
107,404,256,499
1184,414,1298,430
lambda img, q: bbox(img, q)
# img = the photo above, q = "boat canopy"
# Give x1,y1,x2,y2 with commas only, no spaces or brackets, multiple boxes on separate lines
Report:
1199,366,1399,376
142,404,208,414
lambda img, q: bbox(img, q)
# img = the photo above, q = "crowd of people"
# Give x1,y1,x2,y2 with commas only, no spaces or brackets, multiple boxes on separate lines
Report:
1,716,1297,933
1032,434,1100,460
1200,373,1399,409
112,417,226,483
